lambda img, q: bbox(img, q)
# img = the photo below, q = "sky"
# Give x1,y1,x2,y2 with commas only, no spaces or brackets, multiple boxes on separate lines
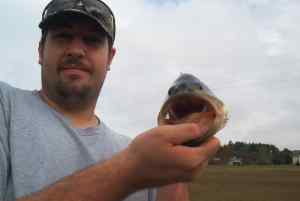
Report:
0,0,299,150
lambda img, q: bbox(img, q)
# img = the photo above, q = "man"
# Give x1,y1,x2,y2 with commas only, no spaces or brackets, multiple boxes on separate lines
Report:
0,0,220,201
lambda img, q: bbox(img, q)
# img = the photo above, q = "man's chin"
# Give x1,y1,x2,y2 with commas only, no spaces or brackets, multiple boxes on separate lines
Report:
56,80,92,99
53,83,96,111
60,73,91,87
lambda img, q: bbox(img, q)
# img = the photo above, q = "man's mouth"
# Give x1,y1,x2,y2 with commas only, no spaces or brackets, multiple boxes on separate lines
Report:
59,66,91,78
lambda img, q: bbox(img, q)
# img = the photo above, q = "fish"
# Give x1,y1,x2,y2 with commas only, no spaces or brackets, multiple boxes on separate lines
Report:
157,73,229,146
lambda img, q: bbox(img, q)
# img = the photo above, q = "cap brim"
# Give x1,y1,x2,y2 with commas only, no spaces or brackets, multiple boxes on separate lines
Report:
39,10,110,38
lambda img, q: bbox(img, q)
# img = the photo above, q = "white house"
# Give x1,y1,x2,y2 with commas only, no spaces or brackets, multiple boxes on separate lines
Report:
292,151,300,165
228,156,242,166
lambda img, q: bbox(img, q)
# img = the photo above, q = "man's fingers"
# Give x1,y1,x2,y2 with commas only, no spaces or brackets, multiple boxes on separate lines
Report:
163,123,209,145
173,136,220,168
194,136,220,161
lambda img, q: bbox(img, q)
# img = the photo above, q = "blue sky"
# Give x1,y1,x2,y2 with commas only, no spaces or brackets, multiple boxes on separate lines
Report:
1,0,300,150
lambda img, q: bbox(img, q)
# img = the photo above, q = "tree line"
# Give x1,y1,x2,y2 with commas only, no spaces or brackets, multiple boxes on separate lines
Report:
210,141,294,165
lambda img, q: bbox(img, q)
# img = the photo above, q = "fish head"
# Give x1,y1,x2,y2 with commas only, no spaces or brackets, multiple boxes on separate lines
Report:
157,73,228,146
167,73,214,97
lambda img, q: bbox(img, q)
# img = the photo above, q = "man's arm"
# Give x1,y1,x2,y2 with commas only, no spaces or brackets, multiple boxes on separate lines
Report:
150,126,217,201
0,90,11,201
0,132,9,201
19,148,137,201
17,123,219,201
156,183,190,201
155,162,208,201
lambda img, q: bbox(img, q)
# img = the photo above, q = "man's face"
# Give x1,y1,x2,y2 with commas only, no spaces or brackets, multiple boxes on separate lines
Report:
38,16,115,110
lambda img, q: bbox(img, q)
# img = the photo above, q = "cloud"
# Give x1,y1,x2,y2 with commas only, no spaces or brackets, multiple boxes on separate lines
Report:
103,0,300,150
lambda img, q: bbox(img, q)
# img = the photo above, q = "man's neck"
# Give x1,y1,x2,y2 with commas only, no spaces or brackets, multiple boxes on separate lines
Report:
39,90,100,128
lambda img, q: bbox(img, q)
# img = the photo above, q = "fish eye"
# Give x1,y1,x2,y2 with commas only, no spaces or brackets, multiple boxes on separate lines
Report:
168,86,177,96
190,83,203,91
191,81,203,90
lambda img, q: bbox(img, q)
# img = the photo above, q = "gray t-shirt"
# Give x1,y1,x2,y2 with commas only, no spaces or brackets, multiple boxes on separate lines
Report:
0,81,156,201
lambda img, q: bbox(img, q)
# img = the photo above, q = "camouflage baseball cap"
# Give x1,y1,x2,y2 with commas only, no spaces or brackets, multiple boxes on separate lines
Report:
39,0,116,43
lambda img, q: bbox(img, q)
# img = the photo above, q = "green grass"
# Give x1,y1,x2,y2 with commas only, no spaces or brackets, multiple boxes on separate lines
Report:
189,165,300,201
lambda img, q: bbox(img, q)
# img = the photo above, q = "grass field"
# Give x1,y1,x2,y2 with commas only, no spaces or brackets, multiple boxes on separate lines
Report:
189,165,300,201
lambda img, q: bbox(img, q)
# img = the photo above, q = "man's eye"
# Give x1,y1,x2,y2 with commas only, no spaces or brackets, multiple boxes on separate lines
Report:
54,33,72,40
84,36,105,46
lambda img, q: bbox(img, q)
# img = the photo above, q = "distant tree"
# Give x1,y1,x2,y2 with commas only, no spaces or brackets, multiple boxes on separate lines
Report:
272,148,292,164
215,145,234,164
257,146,272,165
281,149,292,164
214,141,292,165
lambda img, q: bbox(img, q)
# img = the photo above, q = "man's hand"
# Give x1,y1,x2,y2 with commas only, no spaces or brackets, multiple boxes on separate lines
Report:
124,123,220,190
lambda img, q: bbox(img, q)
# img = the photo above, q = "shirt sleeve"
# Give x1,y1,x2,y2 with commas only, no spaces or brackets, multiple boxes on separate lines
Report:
0,85,10,201
148,188,157,201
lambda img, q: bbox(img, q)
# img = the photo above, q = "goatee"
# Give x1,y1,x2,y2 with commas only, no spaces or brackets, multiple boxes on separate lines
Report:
52,79,99,112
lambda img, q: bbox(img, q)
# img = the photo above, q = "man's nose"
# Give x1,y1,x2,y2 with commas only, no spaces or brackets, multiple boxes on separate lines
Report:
65,37,86,58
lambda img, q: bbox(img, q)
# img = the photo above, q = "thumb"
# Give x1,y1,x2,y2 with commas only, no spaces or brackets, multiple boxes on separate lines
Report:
165,123,209,145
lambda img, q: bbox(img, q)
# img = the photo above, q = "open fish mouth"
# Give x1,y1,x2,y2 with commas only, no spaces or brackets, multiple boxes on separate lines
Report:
157,73,228,146
158,91,215,123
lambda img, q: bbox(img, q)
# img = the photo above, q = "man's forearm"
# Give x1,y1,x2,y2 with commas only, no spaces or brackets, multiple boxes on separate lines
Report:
18,149,136,201
156,183,190,201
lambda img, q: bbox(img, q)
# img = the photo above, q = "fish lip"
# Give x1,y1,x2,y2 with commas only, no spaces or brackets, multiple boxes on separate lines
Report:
168,89,204,98
161,92,210,120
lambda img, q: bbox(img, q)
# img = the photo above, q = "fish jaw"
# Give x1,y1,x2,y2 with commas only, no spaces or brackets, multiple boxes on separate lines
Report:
157,90,228,146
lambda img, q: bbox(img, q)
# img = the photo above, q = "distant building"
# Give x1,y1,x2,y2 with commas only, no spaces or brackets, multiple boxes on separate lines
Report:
228,156,242,166
292,151,300,165
209,157,222,165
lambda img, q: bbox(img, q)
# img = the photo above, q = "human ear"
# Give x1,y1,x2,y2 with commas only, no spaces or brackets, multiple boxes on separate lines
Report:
38,42,44,65
107,47,116,71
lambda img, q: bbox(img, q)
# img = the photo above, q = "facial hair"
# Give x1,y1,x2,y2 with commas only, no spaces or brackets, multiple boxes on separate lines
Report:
42,56,101,112
55,78,98,111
